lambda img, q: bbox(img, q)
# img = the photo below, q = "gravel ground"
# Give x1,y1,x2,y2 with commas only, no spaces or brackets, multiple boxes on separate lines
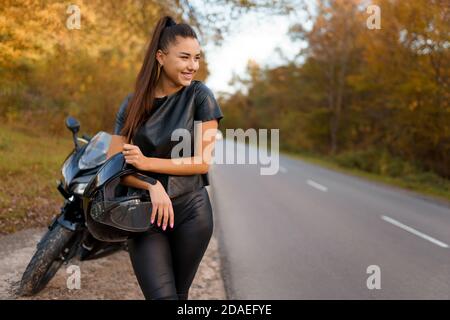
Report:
0,227,226,300
0,185,228,300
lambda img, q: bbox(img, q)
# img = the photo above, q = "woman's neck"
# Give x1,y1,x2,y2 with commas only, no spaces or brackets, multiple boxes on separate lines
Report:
155,74,183,98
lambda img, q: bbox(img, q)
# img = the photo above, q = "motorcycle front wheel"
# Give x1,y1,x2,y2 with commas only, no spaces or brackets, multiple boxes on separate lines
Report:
18,223,78,296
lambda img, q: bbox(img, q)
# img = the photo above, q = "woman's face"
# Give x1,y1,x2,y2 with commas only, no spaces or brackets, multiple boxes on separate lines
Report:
156,36,201,87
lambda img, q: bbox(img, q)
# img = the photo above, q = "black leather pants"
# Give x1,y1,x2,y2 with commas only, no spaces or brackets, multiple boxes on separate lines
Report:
126,186,214,300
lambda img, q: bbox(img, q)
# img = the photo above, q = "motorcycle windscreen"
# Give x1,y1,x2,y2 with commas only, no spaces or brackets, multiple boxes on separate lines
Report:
78,131,112,170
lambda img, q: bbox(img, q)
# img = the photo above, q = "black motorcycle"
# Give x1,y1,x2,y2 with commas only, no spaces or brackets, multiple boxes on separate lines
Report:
18,116,126,296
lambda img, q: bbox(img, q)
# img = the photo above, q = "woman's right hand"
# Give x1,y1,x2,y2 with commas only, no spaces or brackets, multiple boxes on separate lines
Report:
147,181,174,230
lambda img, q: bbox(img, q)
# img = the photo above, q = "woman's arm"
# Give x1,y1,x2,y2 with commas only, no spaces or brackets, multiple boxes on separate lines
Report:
119,175,153,190
123,120,219,175
148,120,219,175
107,134,158,190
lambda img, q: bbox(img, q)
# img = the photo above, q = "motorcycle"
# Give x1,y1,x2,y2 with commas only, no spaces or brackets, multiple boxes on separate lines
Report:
18,116,126,296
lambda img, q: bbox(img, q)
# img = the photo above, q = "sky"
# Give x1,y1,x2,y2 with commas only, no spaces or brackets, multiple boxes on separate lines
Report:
201,10,306,95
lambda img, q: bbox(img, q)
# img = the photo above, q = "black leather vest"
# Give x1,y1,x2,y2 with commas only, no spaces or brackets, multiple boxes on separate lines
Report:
114,80,224,199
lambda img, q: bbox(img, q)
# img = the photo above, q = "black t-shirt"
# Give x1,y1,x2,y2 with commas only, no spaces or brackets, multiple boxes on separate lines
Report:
114,80,224,198
137,96,170,190
150,96,168,115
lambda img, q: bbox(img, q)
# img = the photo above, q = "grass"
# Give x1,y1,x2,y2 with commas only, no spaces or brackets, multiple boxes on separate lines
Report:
0,123,74,234
282,149,450,204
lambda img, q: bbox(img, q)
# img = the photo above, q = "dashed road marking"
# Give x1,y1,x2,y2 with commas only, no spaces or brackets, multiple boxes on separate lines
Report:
307,179,328,192
381,215,449,248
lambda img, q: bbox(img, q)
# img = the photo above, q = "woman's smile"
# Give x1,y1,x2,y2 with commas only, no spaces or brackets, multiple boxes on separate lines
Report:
181,72,193,80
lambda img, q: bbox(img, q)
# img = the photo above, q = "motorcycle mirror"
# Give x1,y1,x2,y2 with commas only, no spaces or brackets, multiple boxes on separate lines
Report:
65,116,80,134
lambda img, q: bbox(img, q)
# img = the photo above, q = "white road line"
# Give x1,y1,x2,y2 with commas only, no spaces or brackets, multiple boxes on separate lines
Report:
307,179,328,192
279,166,287,173
381,215,449,248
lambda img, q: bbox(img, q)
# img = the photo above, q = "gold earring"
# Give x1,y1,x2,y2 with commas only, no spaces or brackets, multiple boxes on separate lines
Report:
156,63,162,80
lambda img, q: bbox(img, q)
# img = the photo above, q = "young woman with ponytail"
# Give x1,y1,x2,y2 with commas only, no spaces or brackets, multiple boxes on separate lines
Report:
113,16,224,300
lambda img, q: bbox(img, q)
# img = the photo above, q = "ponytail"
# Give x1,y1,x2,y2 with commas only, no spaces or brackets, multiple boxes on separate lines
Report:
120,16,197,143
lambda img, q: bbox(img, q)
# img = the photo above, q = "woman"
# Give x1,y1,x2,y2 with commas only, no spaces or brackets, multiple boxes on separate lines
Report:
113,16,224,300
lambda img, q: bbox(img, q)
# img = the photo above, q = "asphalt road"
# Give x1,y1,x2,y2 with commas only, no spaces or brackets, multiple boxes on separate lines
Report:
210,138,450,299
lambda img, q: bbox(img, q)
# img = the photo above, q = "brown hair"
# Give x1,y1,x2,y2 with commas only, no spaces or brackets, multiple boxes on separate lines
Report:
120,16,198,142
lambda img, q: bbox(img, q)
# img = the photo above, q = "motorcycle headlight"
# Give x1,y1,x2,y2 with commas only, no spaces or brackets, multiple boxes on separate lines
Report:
72,183,88,195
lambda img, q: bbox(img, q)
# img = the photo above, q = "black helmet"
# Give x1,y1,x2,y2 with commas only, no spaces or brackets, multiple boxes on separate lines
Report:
83,152,155,242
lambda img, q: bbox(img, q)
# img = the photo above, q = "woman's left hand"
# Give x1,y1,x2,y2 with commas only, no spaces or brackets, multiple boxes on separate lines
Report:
122,144,148,171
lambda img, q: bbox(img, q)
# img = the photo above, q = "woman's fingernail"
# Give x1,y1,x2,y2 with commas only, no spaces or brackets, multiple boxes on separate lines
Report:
163,226,166,230
171,224,174,228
